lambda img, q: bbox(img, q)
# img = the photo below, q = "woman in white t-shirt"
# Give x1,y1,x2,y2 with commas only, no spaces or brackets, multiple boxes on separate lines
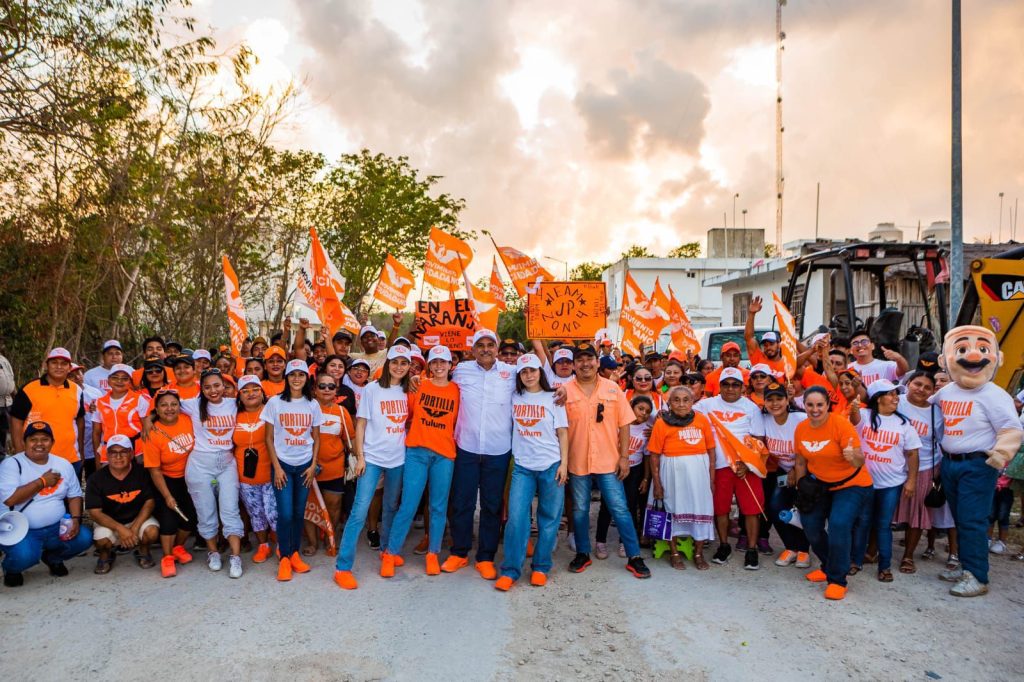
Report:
263,359,323,581
334,345,413,590
849,379,921,582
894,371,958,574
761,382,811,568
175,370,244,577
496,354,568,591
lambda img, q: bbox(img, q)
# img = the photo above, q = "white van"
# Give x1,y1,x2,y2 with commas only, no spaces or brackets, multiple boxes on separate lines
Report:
698,326,774,367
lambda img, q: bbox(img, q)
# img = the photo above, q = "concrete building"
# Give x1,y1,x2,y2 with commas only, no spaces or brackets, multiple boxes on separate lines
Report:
707,228,766,259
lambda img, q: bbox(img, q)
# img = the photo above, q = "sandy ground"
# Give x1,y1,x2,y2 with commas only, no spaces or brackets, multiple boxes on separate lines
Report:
1,518,1021,682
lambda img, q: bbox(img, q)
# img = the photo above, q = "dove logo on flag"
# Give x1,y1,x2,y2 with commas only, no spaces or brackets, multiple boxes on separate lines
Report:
374,254,416,310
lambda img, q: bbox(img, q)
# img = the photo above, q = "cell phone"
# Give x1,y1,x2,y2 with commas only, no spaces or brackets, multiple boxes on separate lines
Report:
777,476,788,488
243,448,258,478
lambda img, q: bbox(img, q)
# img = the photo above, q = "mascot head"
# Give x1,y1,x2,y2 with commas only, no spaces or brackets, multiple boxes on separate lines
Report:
938,325,1002,390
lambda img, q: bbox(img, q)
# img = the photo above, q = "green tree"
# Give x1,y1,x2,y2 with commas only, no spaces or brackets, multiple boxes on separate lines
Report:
764,243,779,258
570,262,608,281
315,150,468,314
668,242,701,258
620,244,657,259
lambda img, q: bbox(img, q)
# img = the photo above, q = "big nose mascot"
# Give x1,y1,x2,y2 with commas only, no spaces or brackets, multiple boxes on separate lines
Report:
933,325,1023,597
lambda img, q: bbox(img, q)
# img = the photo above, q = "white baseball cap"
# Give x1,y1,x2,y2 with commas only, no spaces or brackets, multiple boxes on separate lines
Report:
285,359,309,375
719,367,745,384
108,363,134,378
105,434,134,451
192,349,212,361
761,331,779,343
237,375,262,391
866,379,906,400
46,347,72,361
553,348,574,363
749,363,772,377
387,345,412,361
102,340,122,352
377,330,387,340
516,353,542,373
471,329,498,346
349,358,371,370
427,346,453,363
359,325,378,338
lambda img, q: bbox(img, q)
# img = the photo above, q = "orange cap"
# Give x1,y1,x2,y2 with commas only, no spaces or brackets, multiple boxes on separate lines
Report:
265,346,287,360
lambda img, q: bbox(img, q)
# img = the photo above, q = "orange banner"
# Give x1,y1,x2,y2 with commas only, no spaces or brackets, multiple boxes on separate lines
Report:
668,285,700,356
463,266,500,331
496,245,554,296
303,480,336,556
648,277,671,324
424,226,473,291
526,281,608,339
490,256,507,311
618,271,660,351
221,255,247,357
772,292,798,379
412,299,478,350
373,254,415,310
296,227,360,338
708,412,769,479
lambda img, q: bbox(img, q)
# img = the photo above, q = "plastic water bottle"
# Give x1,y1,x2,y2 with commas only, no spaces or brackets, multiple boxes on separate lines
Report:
778,507,802,529
58,513,73,540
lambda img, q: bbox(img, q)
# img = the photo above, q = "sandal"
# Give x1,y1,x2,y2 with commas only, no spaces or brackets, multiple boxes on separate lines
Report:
863,553,878,564
301,545,317,557
878,569,894,583
94,556,114,574
945,554,960,570
848,565,861,576
899,557,916,574
694,552,709,571
921,547,935,560
670,552,686,571
134,550,156,569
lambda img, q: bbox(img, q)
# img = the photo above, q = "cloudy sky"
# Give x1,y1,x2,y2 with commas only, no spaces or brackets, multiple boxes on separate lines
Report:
193,0,1024,277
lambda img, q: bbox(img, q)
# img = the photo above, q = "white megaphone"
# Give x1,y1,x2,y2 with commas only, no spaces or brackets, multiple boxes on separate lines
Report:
0,510,29,546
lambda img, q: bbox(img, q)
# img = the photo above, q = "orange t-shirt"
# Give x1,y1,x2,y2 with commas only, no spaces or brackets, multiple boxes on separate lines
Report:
705,366,750,396
749,348,786,375
132,366,174,389
406,380,460,459
647,412,715,457
143,415,195,478
625,389,662,411
317,403,353,481
170,381,200,400
261,379,285,397
793,414,873,490
799,368,847,413
233,409,271,485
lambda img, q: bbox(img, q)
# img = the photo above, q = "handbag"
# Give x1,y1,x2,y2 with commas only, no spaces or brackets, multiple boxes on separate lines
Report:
643,500,672,541
795,466,863,514
924,405,947,508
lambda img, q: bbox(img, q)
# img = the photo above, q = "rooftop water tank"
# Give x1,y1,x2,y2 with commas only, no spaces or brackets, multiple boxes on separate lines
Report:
921,221,951,242
868,222,903,242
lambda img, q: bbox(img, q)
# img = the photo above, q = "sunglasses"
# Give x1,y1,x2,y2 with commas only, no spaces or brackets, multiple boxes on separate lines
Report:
145,367,164,373
200,368,223,379
851,339,871,348
596,403,605,423
317,383,337,390
634,375,652,382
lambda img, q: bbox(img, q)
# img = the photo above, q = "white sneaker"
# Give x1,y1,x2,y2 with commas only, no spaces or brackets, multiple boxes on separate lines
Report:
567,532,576,554
989,540,1007,555
618,543,626,558
207,551,222,572
228,554,242,579
949,570,989,597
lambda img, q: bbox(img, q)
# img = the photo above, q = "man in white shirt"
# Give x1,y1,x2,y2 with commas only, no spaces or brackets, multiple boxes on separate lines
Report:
442,329,515,580
848,330,908,386
0,421,93,587
83,340,123,394
0,348,14,457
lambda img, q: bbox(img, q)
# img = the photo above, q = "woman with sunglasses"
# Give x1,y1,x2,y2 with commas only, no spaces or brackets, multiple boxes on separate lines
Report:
303,374,352,556
762,382,811,569
142,389,197,578
318,354,359,417
626,368,662,412
848,380,921,582
262,360,322,581
746,364,772,408
140,360,169,397
172,369,245,578
334,345,413,590
233,375,275,565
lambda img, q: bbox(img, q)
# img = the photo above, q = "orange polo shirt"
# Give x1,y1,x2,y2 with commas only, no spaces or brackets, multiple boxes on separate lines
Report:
10,376,85,463
564,376,634,476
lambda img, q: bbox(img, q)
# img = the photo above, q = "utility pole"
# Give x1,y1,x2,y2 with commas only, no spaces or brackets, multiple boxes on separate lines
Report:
814,181,820,240
733,193,739,229
775,0,786,255
742,209,748,228
998,192,1004,242
950,0,964,321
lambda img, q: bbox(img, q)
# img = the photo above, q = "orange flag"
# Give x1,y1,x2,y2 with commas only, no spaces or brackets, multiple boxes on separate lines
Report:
373,254,415,310
772,292,799,379
618,271,660,353
221,255,247,357
648,277,671,326
296,227,359,338
303,480,336,556
707,412,769,479
424,226,473,291
463,264,501,331
490,256,507,311
496,245,554,296
668,285,700,356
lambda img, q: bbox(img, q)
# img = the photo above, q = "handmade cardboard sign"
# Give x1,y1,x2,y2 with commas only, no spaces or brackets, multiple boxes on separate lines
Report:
413,299,478,350
527,282,607,339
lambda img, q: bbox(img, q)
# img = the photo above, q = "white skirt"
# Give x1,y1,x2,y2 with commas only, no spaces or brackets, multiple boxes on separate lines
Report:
929,502,954,529
648,454,715,542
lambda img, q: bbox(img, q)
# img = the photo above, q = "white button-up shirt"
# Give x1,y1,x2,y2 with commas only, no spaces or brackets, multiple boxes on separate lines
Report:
452,359,515,455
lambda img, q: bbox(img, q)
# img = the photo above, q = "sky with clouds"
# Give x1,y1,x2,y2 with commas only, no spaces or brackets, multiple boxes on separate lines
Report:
192,0,1024,277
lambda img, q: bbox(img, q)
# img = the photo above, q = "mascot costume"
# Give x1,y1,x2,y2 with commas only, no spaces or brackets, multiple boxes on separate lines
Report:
933,325,1023,597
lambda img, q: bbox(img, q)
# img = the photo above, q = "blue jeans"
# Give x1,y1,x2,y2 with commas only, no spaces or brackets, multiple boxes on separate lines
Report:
335,462,403,571
801,484,872,586
570,473,641,558
943,456,999,583
501,462,564,581
989,487,1014,529
273,459,311,557
1,521,94,574
852,484,903,572
767,479,809,552
450,448,511,562
386,447,455,555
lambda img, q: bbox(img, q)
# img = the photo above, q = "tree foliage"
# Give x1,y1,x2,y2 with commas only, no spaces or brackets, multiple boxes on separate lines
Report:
620,244,656,259
570,262,609,281
668,241,701,258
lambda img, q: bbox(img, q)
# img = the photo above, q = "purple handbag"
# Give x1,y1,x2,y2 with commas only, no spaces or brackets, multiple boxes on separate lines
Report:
643,500,672,541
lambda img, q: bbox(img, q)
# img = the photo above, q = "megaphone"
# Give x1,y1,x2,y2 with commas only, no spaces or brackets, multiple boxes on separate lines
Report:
778,507,803,529
0,510,29,546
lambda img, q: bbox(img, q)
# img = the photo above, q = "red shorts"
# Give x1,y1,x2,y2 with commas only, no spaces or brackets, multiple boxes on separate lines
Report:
713,466,765,516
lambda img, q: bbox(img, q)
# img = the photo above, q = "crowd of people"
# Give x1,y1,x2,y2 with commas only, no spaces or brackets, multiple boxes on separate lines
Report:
0,297,1021,601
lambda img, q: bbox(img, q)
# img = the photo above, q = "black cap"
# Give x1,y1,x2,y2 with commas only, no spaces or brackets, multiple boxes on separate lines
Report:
172,355,195,367
23,421,54,440
764,381,788,399
499,338,520,352
144,360,166,373
916,351,939,372
574,342,598,359
165,340,183,351
643,351,664,362
332,330,354,342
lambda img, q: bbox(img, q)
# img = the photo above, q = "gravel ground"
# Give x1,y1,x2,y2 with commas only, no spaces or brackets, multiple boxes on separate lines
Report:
0,523,1021,681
